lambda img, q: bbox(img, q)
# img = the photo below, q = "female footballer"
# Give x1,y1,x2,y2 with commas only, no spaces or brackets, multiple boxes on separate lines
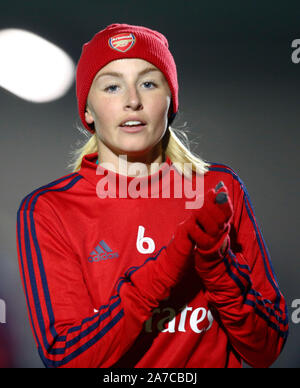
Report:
16,23,288,368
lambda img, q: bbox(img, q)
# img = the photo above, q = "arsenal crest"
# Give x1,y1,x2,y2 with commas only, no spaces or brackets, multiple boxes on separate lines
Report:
108,33,136,53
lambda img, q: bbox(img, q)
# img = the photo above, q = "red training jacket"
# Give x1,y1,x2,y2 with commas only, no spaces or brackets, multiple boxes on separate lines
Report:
16,153,288,368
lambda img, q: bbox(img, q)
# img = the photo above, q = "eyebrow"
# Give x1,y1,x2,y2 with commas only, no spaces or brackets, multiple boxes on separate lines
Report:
95,67,160,81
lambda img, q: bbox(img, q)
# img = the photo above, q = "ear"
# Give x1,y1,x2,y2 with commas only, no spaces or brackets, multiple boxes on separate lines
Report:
85,105,94,125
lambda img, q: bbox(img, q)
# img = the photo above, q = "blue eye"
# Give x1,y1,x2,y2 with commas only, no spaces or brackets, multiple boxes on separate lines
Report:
143,81,156,89
104,85,119,93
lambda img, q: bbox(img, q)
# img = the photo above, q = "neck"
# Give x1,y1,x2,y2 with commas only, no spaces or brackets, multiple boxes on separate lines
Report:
97,142,166,177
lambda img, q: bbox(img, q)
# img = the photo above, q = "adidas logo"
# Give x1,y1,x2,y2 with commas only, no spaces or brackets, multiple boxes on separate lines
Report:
88,240,119,262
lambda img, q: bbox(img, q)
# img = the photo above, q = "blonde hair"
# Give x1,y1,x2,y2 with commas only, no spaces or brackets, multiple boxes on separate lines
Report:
67,126,210,175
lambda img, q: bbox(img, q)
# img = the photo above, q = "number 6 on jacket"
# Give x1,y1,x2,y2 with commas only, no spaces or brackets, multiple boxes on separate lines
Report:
136,225,155,254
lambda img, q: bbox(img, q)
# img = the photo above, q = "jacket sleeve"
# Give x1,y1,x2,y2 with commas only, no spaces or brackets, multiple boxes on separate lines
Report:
195,168,289,368
16,197,180,368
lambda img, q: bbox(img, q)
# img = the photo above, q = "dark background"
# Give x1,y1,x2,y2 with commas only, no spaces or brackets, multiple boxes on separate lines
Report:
0,0,299,367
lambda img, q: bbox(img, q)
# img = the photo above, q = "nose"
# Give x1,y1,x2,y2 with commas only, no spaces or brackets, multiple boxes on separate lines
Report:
124,85,143,111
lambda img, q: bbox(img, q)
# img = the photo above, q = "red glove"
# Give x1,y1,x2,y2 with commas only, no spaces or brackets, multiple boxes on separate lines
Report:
191,181,233,258
166,181,233,266
124,182,233,309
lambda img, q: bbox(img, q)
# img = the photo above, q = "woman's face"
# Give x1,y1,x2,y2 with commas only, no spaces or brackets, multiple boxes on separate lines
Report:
85,58,171,161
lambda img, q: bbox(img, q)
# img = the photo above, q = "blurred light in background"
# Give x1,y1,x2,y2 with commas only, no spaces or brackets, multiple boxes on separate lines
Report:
0,28,75,102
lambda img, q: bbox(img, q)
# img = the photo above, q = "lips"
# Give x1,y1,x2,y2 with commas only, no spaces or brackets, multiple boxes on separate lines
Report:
119,118,147,133
119,123,146,133
119,118,147,127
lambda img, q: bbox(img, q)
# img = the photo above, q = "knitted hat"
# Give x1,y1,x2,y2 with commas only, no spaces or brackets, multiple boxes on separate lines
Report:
76,23,178,133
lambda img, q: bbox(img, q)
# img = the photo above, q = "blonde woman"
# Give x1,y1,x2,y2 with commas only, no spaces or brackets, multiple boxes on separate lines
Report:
16,23,288,368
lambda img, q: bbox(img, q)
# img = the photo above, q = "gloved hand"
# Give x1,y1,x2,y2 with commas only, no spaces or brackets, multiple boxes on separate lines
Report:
165,181,233,277
191,181,233,258
137,181,233,296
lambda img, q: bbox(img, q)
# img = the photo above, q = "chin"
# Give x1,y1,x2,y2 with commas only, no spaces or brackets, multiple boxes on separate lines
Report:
116,142,154,156
119,149,150,158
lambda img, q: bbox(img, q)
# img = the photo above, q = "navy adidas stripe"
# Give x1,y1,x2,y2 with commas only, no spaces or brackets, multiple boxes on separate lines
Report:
125,247,166,279
17,209,41,349
115,247,165,295
223,254,250,296
57,297,122,352
23,175,123,347
20,183,123,362
228,249,283,316
227,249,252,284
39,310,125,368
18,173,78,212
68,295,120,334
208,164,287,336
224,250,288,335
17,173,80,350
18,174,124,365
24,175,82,347
209,164,283,311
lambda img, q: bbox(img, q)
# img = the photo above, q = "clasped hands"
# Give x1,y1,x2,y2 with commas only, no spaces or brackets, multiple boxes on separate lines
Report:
165,181,233,278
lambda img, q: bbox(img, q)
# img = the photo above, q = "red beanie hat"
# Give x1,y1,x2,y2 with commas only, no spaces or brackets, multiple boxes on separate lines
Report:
76,23,178,133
